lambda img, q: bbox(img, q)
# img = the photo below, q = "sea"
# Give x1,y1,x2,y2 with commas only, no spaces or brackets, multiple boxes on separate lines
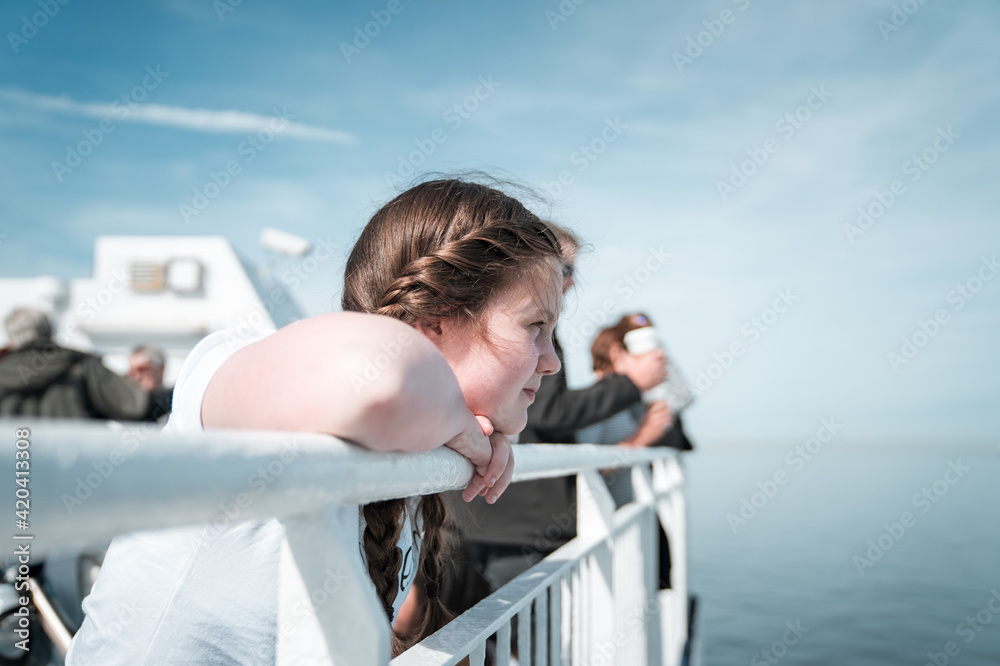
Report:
685,445,1000,666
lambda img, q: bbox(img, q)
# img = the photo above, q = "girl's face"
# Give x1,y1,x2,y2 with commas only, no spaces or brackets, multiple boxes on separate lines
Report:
428,267,563,435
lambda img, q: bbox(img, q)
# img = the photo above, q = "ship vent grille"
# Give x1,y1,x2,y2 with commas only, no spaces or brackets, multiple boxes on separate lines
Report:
128,261,165,292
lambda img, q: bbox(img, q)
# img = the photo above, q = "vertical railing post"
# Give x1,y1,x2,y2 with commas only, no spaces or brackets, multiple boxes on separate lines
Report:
576,469,616,663
632,463,662,666
651,458,688,666
279,504,390,665
672,459,689,665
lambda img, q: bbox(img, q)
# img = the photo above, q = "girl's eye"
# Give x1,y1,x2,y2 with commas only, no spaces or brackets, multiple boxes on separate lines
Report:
532,321,554,342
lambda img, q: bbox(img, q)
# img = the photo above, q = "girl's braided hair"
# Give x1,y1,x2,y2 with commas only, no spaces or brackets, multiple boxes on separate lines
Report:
342,178,563,655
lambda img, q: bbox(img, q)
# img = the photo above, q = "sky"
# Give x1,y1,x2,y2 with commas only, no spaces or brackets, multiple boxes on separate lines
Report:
1,0,998,450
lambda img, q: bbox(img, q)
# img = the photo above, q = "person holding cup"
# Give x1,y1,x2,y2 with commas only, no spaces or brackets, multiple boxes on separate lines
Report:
577,312,695,590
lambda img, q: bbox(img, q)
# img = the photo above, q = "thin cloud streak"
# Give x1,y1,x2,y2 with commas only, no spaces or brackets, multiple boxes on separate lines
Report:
0,88,358,144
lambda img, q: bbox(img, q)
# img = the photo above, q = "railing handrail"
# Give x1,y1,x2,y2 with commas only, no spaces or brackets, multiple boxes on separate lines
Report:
3,418,678,558
392,498,656,666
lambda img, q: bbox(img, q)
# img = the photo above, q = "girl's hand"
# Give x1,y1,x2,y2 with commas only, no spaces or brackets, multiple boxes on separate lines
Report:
445,415,515,503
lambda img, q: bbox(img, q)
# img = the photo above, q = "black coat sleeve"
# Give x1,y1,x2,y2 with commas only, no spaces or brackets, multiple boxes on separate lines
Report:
522,365,641,444
81,356,150,421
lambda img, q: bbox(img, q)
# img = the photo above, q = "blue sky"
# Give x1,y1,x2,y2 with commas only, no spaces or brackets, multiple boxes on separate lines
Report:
2,0,998,449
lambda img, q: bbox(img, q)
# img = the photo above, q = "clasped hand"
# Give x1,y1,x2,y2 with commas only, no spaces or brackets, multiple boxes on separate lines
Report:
444,414,514,503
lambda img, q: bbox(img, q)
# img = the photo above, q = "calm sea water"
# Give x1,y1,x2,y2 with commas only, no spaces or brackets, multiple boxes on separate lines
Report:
685,446,1000,666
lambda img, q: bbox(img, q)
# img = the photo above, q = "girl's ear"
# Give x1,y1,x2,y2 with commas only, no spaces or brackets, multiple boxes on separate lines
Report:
413,318,445,344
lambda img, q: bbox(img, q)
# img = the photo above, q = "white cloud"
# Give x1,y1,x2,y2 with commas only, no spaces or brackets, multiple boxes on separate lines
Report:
0,88,358,144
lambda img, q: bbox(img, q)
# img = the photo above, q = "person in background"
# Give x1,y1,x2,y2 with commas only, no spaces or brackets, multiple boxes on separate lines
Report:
578,312,695,508
128,344,173,421
578,312,695,590
0,308,149,421
447,228,668,598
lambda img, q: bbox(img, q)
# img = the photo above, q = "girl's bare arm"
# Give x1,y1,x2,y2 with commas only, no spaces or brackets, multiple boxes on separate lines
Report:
202,312,474,453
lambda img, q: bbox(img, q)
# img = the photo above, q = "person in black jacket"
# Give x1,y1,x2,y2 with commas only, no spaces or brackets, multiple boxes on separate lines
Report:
0,308,149,420
445,229,668,597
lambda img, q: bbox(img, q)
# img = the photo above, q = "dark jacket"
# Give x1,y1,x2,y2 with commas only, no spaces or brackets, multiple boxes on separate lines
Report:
655,413,694,451
0,341,149,420
451,338,641,549
147,386,174,422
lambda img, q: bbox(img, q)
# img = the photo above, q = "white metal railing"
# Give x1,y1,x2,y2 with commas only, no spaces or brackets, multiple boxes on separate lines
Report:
3,419,688,665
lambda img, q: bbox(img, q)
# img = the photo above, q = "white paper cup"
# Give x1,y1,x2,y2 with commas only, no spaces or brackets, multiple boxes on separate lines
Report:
623,327,667,404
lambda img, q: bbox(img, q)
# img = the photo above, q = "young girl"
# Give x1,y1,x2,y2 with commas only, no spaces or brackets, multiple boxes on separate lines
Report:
66,179,565,663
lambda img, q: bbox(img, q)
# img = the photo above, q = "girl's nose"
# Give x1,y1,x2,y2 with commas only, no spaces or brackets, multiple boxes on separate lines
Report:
538,335,561,376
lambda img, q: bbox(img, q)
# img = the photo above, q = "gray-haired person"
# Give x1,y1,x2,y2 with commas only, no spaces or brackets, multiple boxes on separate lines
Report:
129,344,173,420
0,308,149,420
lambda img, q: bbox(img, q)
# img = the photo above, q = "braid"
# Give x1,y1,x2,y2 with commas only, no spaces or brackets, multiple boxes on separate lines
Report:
363,495,457,657
375,225,557,324
343,180,562,319
412,494,457,640
361,500,407,656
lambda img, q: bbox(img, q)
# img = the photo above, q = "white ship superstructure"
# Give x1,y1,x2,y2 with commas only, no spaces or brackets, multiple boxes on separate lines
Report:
0,236,303,382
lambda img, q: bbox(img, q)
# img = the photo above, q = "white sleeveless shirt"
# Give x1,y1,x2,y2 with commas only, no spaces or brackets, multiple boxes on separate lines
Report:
66,329,420,665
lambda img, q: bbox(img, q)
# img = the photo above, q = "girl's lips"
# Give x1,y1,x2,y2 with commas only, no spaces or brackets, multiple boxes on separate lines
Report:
523,388,536,401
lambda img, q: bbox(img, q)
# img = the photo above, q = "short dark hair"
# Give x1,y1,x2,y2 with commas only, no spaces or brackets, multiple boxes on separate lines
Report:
591,312,653,373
